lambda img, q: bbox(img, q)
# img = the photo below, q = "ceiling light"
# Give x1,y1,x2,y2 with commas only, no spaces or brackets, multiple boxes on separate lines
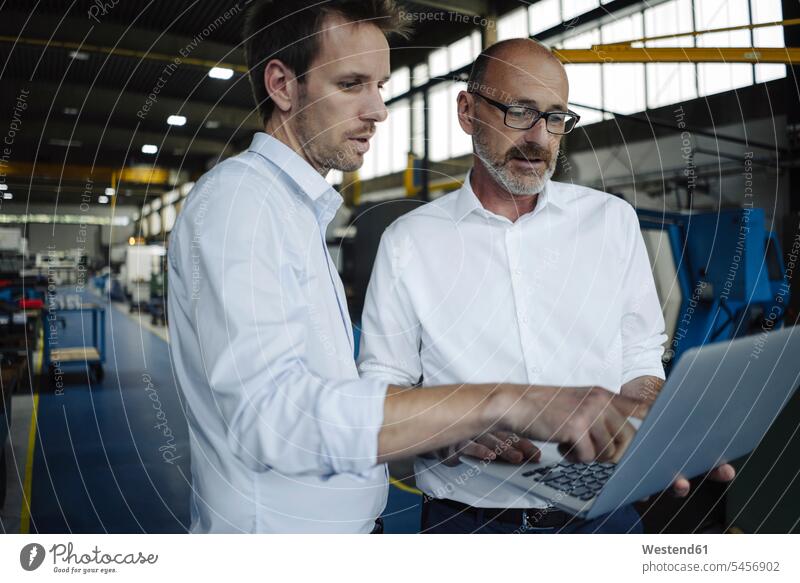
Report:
167,115,186,126
205,120,220,129
208,67,234,80
105,187,115,196
141,144,158,154
49,138,82,147
0,184,7,190
63,107,79,115
98,195,109,204
68,50,89,60
2,193,12,200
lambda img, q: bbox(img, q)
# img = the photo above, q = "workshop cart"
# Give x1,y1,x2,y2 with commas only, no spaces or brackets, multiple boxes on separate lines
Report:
42,303,106,383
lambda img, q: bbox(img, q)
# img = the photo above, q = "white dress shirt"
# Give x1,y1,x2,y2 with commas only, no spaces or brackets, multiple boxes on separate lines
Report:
168,132,389,533
358,172,666,509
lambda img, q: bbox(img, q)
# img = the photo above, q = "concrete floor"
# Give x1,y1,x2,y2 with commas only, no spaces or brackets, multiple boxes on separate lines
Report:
1,290,421,533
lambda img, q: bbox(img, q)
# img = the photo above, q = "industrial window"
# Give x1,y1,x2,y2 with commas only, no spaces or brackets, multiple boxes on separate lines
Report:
497,7,528,41
471,30,482,60
601,14,646,114
644,0,697,109
412,62,428,87
563,30,603,125
428,47,449,78
448,35,475,71
561,0,600,23
528,0,561,36
429,83,452,162
387,67,410,99
360,104,404,181
359,133,377,181
751,0,787,83
695,0,754,96
390,101,410,173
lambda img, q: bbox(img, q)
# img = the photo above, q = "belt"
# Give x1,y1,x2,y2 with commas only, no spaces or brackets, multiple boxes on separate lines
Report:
423,495,575,530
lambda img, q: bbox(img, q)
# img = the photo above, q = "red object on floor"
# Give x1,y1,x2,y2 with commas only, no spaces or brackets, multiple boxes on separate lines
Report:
18,298,44,309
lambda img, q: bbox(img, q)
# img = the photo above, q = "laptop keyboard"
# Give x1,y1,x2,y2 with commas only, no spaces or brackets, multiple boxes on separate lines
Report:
521,462,616,501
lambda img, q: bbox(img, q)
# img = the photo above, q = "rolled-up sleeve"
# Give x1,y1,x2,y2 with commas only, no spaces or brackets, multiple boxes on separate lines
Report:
358,226,423,387
619,205,667,384
191,173,387,477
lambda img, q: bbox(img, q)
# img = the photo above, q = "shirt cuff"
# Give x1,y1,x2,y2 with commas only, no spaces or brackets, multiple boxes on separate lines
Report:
315,377,389,476
621,364,666,386
358,361,415,387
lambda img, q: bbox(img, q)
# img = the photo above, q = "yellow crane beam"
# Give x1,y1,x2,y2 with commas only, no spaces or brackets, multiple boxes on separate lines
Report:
554,46,798,64
0,35,246,74
557,18,800,64
1,162,171,184
604,17,800,47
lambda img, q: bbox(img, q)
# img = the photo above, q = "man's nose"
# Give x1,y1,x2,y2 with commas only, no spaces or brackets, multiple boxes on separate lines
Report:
360,86,388,124
522,116,549,143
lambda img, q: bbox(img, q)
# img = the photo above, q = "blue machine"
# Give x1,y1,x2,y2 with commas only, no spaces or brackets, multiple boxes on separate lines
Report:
638,208,788,370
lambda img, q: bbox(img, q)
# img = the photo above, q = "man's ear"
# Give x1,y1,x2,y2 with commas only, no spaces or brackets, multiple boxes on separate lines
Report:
456,91,476,136
263,59,297,113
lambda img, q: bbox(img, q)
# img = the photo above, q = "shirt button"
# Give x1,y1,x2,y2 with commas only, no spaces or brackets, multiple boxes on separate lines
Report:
529,366,540,375
513,269,522,277
521,315,529,324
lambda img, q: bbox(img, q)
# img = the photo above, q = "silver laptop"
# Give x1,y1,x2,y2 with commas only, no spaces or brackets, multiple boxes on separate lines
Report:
463,326,800,520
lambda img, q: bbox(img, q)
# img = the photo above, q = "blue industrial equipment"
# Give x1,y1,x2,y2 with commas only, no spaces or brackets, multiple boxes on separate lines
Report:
638,208,788,369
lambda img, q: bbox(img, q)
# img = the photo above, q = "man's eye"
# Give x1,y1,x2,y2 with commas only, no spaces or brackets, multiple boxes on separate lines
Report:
339,81,359,90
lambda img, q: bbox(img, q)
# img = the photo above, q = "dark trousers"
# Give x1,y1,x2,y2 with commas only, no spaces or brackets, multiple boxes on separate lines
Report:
421,499,643,534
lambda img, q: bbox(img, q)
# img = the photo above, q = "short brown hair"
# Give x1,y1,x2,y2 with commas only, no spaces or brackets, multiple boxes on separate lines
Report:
243,0,410,125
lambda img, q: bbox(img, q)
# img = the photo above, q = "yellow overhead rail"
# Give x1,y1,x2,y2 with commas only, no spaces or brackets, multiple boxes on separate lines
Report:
554,46,798,64
555,18,799,64
0,162,171,184
0,35,247,74
602,17,800,47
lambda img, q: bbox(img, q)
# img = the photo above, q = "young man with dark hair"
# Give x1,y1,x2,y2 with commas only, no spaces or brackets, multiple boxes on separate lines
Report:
168,2,648,534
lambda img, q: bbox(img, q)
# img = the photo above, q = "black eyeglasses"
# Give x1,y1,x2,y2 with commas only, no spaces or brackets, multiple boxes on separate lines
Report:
469,91,580,135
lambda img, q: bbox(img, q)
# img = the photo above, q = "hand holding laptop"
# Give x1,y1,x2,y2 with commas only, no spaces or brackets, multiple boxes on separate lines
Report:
671,464,736,497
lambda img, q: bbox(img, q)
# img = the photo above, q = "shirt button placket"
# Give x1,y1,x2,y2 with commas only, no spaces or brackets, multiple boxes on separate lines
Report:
507,229,537,382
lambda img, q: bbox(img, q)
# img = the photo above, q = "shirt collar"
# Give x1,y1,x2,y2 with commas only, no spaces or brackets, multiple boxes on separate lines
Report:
453,169,569,223
247,131,342,220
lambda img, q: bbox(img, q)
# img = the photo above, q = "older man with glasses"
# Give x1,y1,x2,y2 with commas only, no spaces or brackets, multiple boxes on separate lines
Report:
357,38,734,534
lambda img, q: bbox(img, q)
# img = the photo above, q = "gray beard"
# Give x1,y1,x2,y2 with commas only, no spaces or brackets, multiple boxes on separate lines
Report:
474,137,557,196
